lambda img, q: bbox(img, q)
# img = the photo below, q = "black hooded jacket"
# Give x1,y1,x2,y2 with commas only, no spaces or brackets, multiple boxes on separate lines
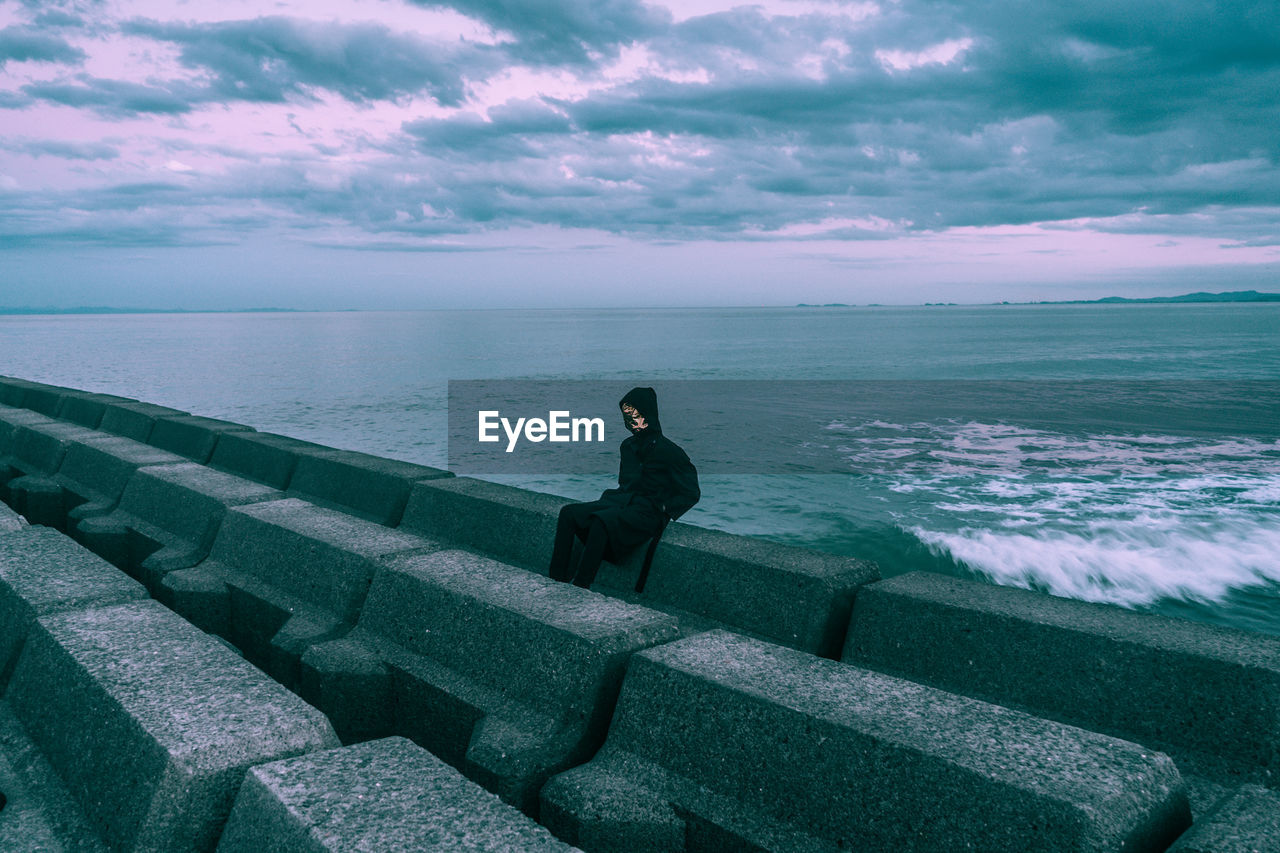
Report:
592,387,700,550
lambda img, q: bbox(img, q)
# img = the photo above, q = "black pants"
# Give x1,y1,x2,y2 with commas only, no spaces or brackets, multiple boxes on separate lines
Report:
549,502,612,589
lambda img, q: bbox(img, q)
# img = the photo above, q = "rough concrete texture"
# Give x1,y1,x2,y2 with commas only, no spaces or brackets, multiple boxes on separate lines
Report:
98,399,190,443
0,402,56,446
543,630,1192,853
54,391,131,429
302,548,681,813
0,502,23,533
844,572,1280,776
3,420,106,524
399,476,566,570
0,377,39,408
148,414,256,463
0,525,147,687
1168,785,1280,852
164,498,435,688
11,419,101,469
73,462,281,591
10,380,67,417
6,599,339,852
287,447,451,526
53,432,187,527
0,405,57,501
0,702,109,852
209,430,334,489
401,476,879,657
217,737,580,852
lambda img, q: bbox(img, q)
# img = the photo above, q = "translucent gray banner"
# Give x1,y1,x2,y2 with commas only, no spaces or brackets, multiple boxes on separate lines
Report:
447,380,1280,474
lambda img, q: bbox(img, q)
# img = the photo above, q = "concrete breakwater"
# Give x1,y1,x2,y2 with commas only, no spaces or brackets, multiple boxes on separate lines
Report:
0,374,1276,851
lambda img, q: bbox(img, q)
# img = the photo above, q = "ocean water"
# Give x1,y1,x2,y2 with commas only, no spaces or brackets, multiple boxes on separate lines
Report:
2,303,1277,635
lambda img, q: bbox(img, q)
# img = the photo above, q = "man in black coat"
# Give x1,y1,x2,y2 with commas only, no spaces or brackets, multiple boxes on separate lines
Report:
548,386,699,589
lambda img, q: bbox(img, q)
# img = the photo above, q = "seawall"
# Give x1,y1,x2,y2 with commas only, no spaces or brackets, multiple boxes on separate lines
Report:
0,374,1275,852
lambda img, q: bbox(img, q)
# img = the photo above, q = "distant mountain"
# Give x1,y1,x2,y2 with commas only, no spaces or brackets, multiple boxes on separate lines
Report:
794,290,1280,308
1051,290,1280,305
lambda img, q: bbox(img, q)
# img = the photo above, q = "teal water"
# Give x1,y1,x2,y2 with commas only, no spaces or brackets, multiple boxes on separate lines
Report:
3,303,1278,634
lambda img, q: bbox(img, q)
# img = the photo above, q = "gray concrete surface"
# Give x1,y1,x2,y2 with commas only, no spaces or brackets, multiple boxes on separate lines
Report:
1169,785,1280,852
217,737,580,852
163,497,435,689
844,572,1280,782
400,476,879,657
52,432,187,528
0,525,147,688
543,630,1192,853
0,377,41,409
302,548,681,814
73,462,281,592
0,500,24,534
3,420,105,525
53,391,130,429
5,379,65,417
6,599,339,851
288,447,451,526
209,430,334,489
99,399,191,442
0,702,108,852
148,414,256,463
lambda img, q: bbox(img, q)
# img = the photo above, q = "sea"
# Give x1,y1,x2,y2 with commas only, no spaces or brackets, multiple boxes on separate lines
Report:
3,303,1278,636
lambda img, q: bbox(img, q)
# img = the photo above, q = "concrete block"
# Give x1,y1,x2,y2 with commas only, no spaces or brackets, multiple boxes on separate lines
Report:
6,600,339,852
3,420,103,522
543,630,1192,853
98,400,190,443
209,431,332,490
401,477,879,657
0,405,60,467
0,701,110,852
288,447,451,526
148,414,256,463
399,476,566,569
0,403,55,452
0,377,125,427
52,433,187,528
55,391,131,429
73,462,281,592
0,376,35,408
1168,785,1280,852
301,549,680,814
0,526,147,687
216,737,579,852
843,572,1280,775
0,502,23,534
12,380,67,417
162,498,434,689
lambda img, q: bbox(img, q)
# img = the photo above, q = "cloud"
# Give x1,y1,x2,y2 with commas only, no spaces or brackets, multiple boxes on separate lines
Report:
22,76,195,116
1,139,120,160
404,98,573,157
0,25,86,66
409,0,671,64
123,16,499,107
0,90,33,109
2,0,1279,259
31,10,89,30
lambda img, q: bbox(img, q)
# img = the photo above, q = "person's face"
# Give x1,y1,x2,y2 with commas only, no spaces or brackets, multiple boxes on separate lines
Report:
622,403,648,433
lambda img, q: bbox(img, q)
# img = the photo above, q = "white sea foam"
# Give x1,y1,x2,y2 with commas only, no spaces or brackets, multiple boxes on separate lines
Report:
852,415,1280,609
913,518,1280,608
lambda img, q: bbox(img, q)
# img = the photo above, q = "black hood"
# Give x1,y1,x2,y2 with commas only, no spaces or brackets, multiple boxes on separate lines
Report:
619,386,661,435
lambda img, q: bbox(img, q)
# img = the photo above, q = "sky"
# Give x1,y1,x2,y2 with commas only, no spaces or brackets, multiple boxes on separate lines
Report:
1,0,1279,308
